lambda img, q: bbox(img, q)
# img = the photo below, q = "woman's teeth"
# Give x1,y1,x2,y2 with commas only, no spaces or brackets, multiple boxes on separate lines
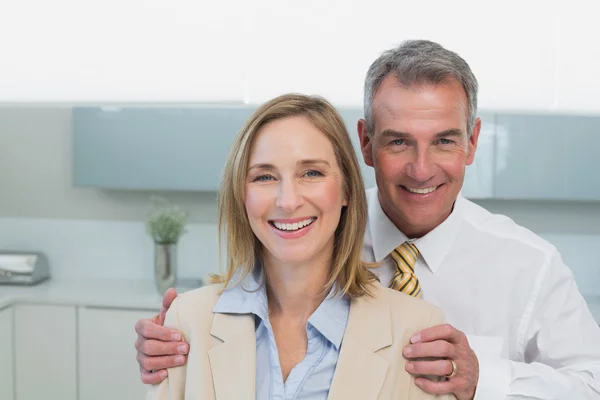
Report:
272,218,315,231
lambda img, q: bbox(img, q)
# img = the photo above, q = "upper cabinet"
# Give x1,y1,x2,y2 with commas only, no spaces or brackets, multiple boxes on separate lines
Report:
461,114,496,199
494,114,600,201
73,106,255,191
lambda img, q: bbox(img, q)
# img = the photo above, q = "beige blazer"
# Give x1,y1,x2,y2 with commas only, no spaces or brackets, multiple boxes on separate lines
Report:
146,282,453,400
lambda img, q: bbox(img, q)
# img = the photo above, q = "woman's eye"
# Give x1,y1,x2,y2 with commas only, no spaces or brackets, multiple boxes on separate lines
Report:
253,174,274,182
304,170,323,177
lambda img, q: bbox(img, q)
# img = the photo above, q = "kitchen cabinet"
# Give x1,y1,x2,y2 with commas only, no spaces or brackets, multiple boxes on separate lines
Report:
0,307,14,400
494,114,600,201
73,106,255,191
78,306,158,400
461,114,496,199
14,304,77,400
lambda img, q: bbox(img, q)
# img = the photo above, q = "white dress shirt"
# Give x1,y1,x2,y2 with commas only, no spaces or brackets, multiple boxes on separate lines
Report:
364,187,600,400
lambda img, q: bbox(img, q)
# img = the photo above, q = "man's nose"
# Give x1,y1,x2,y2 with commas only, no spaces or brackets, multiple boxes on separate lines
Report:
406,149,436,184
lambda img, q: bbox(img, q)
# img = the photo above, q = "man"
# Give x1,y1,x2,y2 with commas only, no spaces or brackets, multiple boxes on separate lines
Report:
135,40,600,399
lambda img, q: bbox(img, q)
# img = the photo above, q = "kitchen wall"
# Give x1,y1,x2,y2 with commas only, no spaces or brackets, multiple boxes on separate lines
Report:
1,107,600,296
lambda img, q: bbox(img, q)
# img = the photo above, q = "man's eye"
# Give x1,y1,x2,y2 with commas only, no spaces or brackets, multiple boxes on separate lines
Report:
392,139,406,146
439,138,453,145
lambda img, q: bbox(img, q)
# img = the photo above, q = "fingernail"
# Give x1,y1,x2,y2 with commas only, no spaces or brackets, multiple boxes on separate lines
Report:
175,356,184,365
415,378,423,387
403,346,412,355
160,370,168,378
411,334,421,343
406,362,414,372
172,333,181,341
178,345,188,354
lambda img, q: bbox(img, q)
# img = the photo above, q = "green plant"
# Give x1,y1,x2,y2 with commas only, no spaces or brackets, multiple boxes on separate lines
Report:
145,196,189,244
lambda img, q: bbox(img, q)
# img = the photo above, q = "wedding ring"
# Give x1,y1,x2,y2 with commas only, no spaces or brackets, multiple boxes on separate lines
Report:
446,359,458,378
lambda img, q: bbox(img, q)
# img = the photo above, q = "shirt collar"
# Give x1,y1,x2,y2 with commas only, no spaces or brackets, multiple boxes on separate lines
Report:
367,187,464,273
212,265,349,350
212,267,268,322
307,289,349,350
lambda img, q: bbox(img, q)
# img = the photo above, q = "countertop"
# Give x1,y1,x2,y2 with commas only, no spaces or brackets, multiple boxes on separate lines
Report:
0,278,166,311
1,278,599,324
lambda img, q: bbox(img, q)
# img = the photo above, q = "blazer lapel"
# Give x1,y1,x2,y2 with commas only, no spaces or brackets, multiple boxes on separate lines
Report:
328,283,392,400
208,312,257,400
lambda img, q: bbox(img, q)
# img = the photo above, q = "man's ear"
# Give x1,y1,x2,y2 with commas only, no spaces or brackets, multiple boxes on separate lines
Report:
466,117,481,166
357,119,374,167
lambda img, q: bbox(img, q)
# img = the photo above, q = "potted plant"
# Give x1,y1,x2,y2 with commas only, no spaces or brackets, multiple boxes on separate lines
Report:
146,196,189,295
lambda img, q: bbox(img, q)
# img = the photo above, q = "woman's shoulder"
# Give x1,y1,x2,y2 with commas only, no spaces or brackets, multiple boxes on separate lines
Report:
370,282,445,328
171,283,226,316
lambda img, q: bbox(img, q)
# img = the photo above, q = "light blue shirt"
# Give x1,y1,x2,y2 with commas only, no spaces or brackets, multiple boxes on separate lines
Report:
212,268,350,400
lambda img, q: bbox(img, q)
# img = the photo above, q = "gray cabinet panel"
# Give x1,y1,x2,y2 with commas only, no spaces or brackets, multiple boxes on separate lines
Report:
494,114,600,200
337,108,377,190
73,106,374,192
461,114,496,199
73,107,254,191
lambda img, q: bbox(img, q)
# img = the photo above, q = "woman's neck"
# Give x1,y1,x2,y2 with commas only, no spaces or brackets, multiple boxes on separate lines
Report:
263,253,332,322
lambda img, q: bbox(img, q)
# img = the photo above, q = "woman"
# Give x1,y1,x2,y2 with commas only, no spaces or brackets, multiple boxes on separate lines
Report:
146,94,450,400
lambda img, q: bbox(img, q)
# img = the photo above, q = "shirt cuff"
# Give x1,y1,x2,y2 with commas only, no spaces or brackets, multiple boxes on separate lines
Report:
473,357,511,400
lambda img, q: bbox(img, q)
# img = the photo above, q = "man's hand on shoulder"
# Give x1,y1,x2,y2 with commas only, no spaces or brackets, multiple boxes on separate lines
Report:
403,323,479,400
135,288,189,384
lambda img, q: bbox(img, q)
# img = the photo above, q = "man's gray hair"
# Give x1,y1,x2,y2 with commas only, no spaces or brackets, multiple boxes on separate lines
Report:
364,39,478,136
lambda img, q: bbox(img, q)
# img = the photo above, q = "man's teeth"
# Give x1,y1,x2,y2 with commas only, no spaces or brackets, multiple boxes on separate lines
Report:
273,218,315,231
406,186,439,194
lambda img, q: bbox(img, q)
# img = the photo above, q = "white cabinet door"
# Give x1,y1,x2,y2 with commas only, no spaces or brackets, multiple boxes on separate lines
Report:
14,304,77,400
0,307,14,400
79,306,159,400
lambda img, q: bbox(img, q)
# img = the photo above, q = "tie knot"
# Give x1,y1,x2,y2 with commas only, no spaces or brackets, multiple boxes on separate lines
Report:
389,241,421,297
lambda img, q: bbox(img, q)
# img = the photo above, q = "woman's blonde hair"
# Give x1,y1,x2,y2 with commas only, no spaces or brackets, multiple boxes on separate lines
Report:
215,93,376,297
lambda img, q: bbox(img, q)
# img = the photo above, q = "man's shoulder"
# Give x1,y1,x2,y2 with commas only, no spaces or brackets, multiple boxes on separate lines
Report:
459,196,557,257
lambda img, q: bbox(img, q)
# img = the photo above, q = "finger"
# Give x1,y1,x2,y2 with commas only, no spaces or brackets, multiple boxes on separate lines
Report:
414,377,455,395
140,367,169,385
411,323,464,344
162,288,178,310
137,353,187,372
158,288,177,325
135,318,182,341
139,339,189,356
403,340,454,359
406,359,455,377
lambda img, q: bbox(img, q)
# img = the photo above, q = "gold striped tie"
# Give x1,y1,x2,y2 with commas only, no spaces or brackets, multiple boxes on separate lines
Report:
389,242,422,298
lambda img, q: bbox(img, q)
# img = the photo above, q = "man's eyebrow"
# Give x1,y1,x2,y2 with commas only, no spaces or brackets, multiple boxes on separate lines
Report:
435,129,463,138
379,129,464,139
379,129,412,139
